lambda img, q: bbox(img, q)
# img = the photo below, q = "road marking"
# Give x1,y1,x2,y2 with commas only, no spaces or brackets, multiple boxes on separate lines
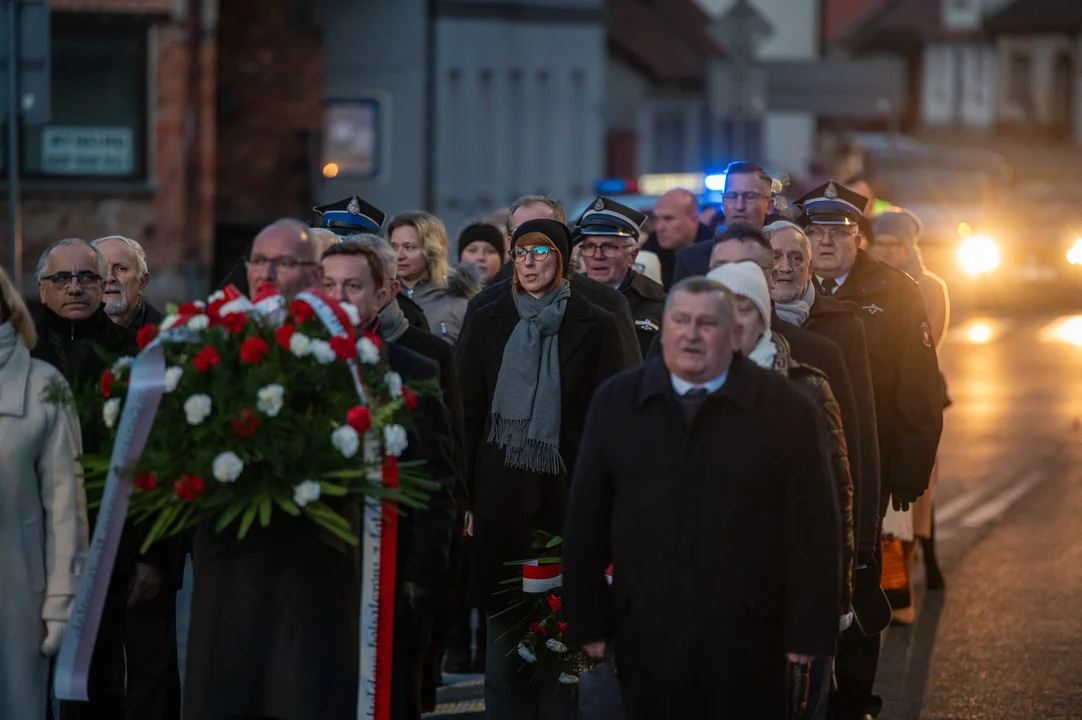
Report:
936,485,991,524
959,470,1045,528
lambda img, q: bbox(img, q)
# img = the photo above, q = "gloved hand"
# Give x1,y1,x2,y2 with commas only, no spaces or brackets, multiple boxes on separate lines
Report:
398,581,433,625
891,488,924,512
41,621,66,656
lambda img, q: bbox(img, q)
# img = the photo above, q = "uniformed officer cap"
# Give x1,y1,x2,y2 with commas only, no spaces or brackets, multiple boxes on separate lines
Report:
576,196,647,240
313,196,386,237
794,181,868,226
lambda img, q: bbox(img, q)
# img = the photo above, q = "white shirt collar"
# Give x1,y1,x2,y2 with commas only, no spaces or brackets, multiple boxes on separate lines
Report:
815,270,850,292
670,368,728,396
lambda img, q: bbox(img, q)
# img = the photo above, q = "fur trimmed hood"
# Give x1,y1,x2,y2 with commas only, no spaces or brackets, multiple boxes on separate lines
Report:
445,262,482,300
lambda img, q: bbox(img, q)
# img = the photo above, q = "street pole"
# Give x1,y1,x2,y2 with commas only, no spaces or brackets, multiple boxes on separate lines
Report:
7,0,22,291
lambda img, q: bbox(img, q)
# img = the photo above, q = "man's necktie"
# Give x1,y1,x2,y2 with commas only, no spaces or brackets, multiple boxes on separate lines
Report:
820,277,838,295
675,387,708,425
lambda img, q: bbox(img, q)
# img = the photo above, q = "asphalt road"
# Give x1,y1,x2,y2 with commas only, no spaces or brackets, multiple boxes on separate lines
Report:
875,310,1082,720
176,311,1082,719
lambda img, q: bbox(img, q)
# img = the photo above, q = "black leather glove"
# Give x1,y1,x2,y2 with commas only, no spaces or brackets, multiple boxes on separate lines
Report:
891,488,924,512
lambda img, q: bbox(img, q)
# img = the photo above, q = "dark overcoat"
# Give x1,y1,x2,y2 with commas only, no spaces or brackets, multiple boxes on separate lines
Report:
183,346,456,720
804,292,882,553
562,357,841,720
617,269,666,358
468,272,643,367
457,287,631,607
642,222,713,289
827,250,943,507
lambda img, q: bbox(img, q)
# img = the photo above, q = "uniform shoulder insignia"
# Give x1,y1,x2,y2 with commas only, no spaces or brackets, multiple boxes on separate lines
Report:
920,321,933,348
825,182,838,199
347,197,361,215
635,319,660,332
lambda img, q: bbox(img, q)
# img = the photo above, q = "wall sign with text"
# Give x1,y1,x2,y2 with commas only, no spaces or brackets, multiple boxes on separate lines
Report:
41,126,134,176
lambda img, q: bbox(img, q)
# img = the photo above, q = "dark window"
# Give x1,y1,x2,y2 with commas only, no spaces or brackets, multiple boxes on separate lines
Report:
3,15,149,180
1007,51,1032,108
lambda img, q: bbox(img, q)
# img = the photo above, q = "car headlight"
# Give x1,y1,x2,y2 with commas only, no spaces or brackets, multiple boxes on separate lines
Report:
957,235,1001,276
1067,239,1082,266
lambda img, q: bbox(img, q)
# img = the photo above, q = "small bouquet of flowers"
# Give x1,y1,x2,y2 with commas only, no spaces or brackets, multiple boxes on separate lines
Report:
501,531,602,686
72,286,435,551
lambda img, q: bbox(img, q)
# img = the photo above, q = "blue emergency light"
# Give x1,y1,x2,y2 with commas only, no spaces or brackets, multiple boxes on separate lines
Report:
704,173,727,192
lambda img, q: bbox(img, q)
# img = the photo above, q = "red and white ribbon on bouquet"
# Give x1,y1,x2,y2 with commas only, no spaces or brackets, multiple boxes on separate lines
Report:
522,562,613,594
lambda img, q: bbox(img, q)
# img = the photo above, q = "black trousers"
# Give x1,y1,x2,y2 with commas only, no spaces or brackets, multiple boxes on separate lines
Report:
830,535,884,719
125,588,181,720
59,598,127,720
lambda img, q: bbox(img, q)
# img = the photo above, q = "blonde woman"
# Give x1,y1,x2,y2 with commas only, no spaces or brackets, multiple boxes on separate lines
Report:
389,211,480,344
0,265,89,719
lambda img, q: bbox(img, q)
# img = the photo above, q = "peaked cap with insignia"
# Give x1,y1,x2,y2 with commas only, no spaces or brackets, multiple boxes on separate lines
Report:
314,196,386,237
794,181,869,226
575,196,648,239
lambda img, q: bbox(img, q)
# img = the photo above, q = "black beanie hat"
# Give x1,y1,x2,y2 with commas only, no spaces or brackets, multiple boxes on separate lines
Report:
511,218,571,269
458,223,506,261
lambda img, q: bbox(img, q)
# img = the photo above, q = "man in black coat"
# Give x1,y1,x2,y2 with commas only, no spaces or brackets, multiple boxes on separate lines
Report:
563,277,841,720
31,238,149,719
798,182,943,720
639,188,713,290
576,196,666,358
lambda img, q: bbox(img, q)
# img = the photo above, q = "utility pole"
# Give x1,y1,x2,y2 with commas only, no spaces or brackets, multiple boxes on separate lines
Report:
6,0,21,288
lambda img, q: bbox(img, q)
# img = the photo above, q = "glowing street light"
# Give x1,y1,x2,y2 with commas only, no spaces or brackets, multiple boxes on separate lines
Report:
1067,238,1082,266
957,235,1001,276
322,163,340,179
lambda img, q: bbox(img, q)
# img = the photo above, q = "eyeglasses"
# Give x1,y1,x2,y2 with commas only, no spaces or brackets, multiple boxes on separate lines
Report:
581,241,630,258
513,246,554,263
806,226,858,240
246,256,317,270
42,271,102,289
722,191,769,203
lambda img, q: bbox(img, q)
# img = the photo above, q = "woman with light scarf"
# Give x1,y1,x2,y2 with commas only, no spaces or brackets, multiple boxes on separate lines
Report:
457,218,631,719
707,260,855,720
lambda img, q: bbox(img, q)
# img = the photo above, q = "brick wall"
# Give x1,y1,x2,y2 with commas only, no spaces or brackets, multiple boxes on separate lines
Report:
215,0,324,226
0,1,216,306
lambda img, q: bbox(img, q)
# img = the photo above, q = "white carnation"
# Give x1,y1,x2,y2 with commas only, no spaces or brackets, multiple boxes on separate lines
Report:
545,638,568,654
256,384,284,417
187,314,210,330
339,302,361,327
183,394,213,425
207,290,226,303
310,339,336,365
357,337,381,365
193,300,206,309
289,332,312,357
332,425,360,459
211,451,244,483
558,673,579,685
384,371,403,398
160,314,182,331
112,356,134,373
164,366,184,393
517,643,537,663
102,398,121,429
383,424,408,457
293,480,322,507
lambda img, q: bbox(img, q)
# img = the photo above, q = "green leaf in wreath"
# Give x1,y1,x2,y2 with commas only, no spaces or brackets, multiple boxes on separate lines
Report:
237,503,259,539
258,495,273,528
274,496,301,516
317,481,350,497
215,498,249,533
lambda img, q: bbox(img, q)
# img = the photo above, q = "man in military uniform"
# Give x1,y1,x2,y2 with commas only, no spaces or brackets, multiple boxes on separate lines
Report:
797,180,944,720
577,197,665,357
313,195,429,331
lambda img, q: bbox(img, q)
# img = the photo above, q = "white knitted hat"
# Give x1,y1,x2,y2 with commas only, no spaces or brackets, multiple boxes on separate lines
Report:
706,261,772,330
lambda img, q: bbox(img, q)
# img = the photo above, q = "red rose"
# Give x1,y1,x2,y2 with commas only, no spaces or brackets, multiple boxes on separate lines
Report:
329,334,357,361
530,622,547,637
240,337,270,364
362,330,383,352
275,323,296,350
402,388,418,411
220,312,247,334
547,594,562,613
100,369,114,398
557,621,567,634
206,298,227,324
230,409,260,438
347,406,372,434
135,472,157,491
174,474,205,502
136,323,159,349
193,346,220,372
177,302,202,318
290,299,315,324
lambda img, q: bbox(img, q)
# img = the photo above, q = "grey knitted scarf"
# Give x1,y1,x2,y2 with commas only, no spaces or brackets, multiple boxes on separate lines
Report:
378,299,410,344
486,280,571,475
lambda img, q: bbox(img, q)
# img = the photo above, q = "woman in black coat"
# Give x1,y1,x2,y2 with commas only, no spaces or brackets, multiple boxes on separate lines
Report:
456,218,632,719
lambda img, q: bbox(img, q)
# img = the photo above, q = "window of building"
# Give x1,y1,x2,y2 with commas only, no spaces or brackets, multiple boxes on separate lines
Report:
3,14,149,181
322,99,383,180
1007,51,1032,108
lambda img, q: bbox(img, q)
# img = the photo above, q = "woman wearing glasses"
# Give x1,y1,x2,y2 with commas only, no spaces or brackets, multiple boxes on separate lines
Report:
0,265,89,720
457,219,631,719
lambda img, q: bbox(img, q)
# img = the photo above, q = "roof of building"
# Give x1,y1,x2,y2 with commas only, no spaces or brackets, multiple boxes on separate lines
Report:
844,0,983,51
606,0,724,88
984,0,1082,34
